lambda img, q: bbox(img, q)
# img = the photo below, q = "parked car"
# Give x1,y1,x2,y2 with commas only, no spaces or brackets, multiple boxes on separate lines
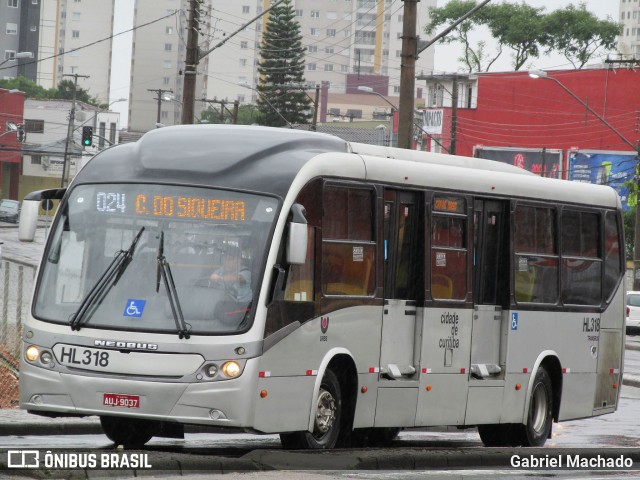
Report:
0,199,20,223
626,291,640,335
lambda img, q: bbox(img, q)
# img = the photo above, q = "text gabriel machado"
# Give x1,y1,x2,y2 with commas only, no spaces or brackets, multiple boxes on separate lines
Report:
511,454,633,469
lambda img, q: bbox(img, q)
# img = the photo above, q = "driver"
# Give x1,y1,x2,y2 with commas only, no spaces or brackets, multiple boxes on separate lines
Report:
209,245,252,302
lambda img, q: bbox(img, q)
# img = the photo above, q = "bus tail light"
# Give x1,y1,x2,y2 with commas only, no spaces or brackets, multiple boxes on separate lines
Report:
627,306,630,317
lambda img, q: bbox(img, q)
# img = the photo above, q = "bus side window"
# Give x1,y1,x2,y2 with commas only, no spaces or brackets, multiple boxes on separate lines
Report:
603,211,622,300
514,205,558,304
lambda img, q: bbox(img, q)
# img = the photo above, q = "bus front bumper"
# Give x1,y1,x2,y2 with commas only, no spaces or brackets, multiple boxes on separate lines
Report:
19,359,259,427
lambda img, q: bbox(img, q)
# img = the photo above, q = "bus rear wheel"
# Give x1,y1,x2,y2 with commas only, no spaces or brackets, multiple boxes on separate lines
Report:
520,366,553,446
100,416,155,448
280,369,342,449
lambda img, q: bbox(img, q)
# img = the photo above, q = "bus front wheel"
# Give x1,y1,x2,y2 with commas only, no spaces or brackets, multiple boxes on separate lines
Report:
100,416,155,448
280,369,342,449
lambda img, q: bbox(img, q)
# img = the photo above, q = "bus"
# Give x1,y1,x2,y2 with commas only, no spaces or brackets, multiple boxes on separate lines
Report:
18,125,625,449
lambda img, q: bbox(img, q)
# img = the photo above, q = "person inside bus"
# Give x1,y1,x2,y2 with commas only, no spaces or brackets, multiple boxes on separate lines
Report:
209,245,252,302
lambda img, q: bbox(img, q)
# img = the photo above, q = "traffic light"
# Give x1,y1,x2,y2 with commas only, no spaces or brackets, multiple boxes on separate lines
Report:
82,126,93,147
16,124,26,143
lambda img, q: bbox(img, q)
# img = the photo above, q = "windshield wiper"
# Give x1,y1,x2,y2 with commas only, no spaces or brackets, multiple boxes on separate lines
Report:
69,227,145,331
156,231,190,339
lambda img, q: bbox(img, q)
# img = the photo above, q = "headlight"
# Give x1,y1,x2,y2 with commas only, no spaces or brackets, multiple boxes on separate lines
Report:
25,345,39,362
40,351,53,364
205,364,218,378
222,361,241,378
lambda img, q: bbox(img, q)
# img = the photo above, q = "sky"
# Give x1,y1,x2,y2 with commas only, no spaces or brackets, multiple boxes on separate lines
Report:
108,0,620,127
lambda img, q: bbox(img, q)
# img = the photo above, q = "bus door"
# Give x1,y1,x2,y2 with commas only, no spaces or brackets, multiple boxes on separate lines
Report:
380,190,423,378
470,199,510,378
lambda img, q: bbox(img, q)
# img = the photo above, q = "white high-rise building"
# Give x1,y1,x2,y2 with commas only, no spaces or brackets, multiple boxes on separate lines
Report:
205,0,436,103
36,0,115,103
618,0,640,57
127,0,435,130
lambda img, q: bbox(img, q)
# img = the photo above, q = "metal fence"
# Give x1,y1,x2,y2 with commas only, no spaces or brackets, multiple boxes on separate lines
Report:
0,258,36,408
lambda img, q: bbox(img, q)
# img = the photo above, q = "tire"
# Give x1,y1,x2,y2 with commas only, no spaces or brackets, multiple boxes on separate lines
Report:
478,367,553,447
100,416,156,448
280,369,342,449
520,366,553,446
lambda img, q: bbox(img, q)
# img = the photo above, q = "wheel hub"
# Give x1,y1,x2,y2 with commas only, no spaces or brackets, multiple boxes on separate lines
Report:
315,388,336,434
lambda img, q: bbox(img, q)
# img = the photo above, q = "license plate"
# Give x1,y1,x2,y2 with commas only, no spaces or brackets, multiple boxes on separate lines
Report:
53,345,110,369
103,393,140,408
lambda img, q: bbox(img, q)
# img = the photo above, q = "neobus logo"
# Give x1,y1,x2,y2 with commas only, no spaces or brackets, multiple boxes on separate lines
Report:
94,340,158,351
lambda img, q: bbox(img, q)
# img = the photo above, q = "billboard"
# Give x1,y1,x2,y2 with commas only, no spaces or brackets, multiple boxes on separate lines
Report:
568,150,637,211
474,147,563,179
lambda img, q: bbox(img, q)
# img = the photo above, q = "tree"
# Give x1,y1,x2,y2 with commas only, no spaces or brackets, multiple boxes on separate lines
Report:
485,3,546,71
424,0,493,73
0,76,103,107
425,1,620,72
257,0,312,127
543,4,621,69
201,104,259,125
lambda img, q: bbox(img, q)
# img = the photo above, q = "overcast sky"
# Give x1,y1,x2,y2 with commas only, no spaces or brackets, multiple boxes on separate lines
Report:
109,1,621,126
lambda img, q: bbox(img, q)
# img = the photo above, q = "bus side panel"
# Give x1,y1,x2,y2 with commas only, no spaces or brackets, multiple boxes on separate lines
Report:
465,383,504,425
415,374,468,426
593,329,622,412
415,307,472,426
558,374,597,421
252,376,315,433
499,373,528,423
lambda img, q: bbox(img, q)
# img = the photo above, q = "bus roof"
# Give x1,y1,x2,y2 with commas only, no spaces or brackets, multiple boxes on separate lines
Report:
77,125,620,209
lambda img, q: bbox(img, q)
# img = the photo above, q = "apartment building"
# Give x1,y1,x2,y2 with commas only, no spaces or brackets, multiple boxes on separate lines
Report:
0,0,40,81
128,0,211,132
618,0,640,57
204,0,435,107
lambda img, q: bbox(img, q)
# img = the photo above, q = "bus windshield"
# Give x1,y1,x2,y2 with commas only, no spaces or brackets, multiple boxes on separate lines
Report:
33,184,279,335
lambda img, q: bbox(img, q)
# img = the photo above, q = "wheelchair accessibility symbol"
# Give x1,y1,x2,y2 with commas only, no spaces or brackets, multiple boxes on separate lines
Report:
511,312,518,331
123,299,146,318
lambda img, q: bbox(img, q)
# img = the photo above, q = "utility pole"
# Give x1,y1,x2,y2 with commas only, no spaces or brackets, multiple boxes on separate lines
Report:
398,0,418,149
312,84,320,131
147,89,173,124
61,73,89,188
450,74,459,155
181,0,199,125
201,98,238,124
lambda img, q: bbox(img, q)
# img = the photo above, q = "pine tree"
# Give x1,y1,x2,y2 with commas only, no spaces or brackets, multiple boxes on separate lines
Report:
257,0,312,127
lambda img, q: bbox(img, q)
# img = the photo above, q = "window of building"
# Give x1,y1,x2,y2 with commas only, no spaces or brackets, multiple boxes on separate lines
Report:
239,58,247,66
310,28,319,36
398,14,403,22
8,0,18,7
346,109,362,118
311,10,320,17
324,63,333,71
166,26,173,34
308,63,316,71
163,60,172,68
99,122,106,149
72,30,80,38
31,155,42,165
109,122,116,145
308,45,318,53
161,110,168,119
341,64,349,73
431,195,467,300
327,28,336,37
30,24,36,31
164,43,172,51
240,41,248,49
237,94,245,103
32,0,38,4
327,11,337,19
72,12,80,21
163,76,171,85
25,119,44,133
6,23,18,35
295,9,303,16
242,5,250,14
4,50,15,61
325,46,334,54
322,185,376,296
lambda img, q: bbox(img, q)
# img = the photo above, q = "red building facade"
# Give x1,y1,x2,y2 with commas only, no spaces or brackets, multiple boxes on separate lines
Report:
0,89,25,199
428,68,639,172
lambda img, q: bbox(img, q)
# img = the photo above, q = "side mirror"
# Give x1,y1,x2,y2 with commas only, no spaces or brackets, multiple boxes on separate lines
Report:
286,203,308,265
18,200,40,242
18,188,66,242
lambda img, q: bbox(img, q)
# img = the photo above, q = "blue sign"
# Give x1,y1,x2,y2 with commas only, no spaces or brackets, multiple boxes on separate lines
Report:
511,312,519,331
123,299,146,318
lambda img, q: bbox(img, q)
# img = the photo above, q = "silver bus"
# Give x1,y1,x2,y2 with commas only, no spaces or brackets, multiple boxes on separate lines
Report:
19,125,625,449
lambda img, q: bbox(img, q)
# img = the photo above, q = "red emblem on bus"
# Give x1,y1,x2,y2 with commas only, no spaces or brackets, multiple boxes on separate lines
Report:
321,316,329,333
